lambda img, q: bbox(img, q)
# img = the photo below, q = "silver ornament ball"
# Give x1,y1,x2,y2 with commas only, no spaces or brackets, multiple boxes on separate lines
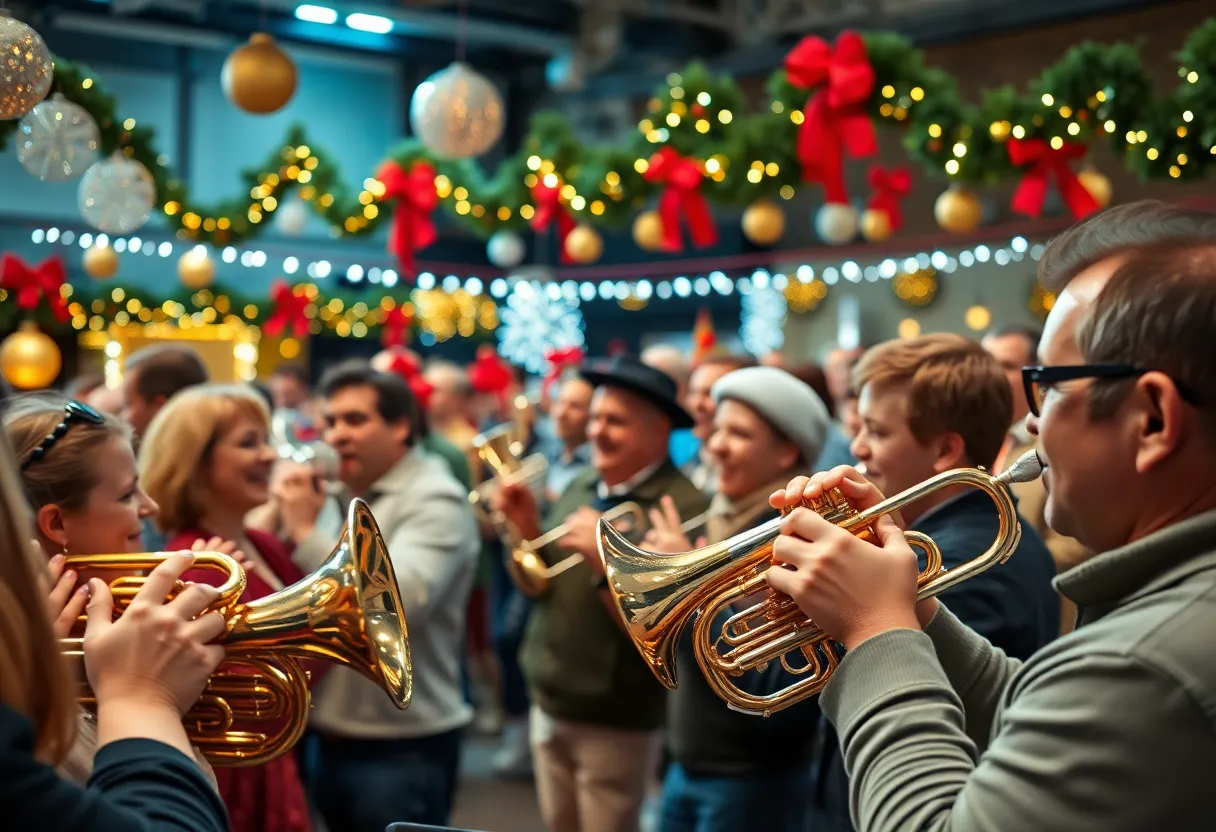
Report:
79,153,158,235
487,231,525,269
17,93,100,181
0,13,54,121
409,62,504,160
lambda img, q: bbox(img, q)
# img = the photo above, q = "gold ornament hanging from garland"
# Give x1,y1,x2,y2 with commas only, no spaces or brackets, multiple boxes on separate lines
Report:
893,268,938,307
632,210,666,252
565,225,603,264
178,247,216,290
82,244,119,280
934,187,983,234
783,279,828,314
1077,168,1113,210
221,33,298,115
859,208,893,242
0,322,61,389
741,199,785,246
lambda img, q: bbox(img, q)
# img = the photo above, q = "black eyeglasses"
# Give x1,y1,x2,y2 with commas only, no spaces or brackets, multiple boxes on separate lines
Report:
21,401,105,471
1022,364,1203,418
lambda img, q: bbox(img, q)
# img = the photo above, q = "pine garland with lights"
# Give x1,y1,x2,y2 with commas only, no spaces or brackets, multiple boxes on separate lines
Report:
0,20,1213,250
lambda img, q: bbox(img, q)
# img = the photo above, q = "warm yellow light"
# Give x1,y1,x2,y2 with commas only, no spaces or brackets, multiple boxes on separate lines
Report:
910,87,924,101
765,162,779,177
881,85,895,98
666,112,681,127
898,318,921,339
928,123,942,138
718,110,732,124
953,143,967,157
634,158,649,174
945,159,960,175
1041,93,1054,106
965,305,991,331
527,155,541,170
543,173,559,189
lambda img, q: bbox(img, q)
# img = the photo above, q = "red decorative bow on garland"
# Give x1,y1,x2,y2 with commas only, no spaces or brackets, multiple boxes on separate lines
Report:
642,147,718,253
1,254,69,321
376,159,439,278
1006,138,1101,221
380,304,414,348
865,165,913,231
380,348,433,409
468,344,514,412
262,281,311,338
542,345,584,398
530,179,577,263
784,31,878,203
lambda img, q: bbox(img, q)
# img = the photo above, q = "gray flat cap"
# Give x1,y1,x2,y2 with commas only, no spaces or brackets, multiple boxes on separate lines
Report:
711,366,831,466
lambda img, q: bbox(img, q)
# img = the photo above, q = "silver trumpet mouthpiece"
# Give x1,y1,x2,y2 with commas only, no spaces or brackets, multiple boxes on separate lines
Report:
996,450,1044,486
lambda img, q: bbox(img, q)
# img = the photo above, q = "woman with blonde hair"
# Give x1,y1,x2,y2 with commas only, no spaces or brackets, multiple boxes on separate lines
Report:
0,405,229,830
141,382,313,832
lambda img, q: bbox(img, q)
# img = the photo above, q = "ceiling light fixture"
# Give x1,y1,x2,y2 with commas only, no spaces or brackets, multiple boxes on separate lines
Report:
294,4,339,24
346,13,394,34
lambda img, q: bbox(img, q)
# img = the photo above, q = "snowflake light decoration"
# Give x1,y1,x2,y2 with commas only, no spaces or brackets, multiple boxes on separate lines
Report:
497,281,586,374
739,284,787,356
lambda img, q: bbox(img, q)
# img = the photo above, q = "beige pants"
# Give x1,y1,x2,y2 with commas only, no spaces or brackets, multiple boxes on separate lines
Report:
530,705,661,832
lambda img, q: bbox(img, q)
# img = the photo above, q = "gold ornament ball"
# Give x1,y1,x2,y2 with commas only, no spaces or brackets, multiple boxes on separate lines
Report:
934,187,983,234
565,225,603,264
0,322,61,390
178,248,216,290
1077,168,1113,209
741,199,786,246
0,14,54,121
859,208,894,242
632,211,666,252
83,244,119,280
221,33,298,115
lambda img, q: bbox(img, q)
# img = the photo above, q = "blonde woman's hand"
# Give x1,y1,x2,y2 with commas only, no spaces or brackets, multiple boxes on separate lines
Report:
37,545,90,639
84,552,227,716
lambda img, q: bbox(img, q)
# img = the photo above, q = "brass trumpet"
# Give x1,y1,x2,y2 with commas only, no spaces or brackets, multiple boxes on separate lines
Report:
468,423,549,527
510,504,708,598
62,498,412,765
598,451,1044,716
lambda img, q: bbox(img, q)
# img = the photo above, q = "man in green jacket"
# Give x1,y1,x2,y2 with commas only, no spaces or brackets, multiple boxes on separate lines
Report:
767,200,1216,830
495,355,709,832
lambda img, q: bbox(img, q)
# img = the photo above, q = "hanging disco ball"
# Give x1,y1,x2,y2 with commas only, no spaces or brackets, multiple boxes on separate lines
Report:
78,153,157,234
0,12,53,121
409,62,504,160
17,93,100,181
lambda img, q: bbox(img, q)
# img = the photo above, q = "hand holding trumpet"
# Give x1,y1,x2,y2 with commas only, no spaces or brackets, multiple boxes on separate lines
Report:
766,465,930,651
641,496,707,554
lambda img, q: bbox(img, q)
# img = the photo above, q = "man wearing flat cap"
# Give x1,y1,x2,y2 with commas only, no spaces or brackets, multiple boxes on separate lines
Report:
493,355,711,832
641,366,833,831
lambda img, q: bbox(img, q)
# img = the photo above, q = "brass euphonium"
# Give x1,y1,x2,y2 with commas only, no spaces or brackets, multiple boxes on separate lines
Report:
62,498,412,765
468,423,549,527
598,451,1045,716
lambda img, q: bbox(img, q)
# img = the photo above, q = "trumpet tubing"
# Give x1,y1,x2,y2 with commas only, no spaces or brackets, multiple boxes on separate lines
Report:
599,451,1044,716
62,499,412,766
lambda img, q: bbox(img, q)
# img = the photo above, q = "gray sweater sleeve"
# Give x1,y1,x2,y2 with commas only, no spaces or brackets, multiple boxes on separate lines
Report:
922,605,1023,751
820,628,1213,831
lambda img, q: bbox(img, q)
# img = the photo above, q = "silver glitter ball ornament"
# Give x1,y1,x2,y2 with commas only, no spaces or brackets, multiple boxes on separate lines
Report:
0,12,54,121
409,62,504,160
78,153,157,234
17,93,100,181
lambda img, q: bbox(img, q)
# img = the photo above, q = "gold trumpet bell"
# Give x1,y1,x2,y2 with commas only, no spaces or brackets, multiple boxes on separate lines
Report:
65,498,411,766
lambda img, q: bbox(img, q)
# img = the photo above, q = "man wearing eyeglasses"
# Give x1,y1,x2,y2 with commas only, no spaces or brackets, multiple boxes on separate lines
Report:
767,200,1216,830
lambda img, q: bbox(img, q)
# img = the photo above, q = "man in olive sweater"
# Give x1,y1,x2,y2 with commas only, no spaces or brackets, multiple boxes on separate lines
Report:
767,201,1216,830
495,355,709,832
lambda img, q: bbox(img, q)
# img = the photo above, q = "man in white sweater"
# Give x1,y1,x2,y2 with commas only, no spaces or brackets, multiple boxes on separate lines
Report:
274,360,479,832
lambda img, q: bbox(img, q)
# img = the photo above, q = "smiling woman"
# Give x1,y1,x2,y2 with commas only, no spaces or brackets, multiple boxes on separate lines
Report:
137,383,316,832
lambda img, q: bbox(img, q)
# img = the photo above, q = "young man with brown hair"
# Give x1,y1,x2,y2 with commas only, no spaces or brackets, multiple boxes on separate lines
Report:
802,333,1059,830
769,201,1216,829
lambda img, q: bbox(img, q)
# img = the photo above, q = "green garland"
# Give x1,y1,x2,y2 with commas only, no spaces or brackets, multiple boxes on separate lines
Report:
0,20,1212,251
0,279,499,345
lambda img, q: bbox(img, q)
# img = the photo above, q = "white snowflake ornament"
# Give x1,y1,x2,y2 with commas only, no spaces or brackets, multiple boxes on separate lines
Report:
497,280,585,374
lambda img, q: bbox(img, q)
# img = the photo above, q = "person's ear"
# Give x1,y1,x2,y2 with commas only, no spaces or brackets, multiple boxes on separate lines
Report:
1133,372,1186,474
932,432,968,474
775,441,800,473
36,504,69,553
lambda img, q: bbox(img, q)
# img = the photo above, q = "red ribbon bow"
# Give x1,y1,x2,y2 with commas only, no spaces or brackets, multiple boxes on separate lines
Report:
380,348,434,409
262,281,311,338
380,305,414,348
468,344,514,412
530,179,577,264
642,147,718,253
1006,138,1100,221
865,165,913,231
376,159,439,278
1,254,69,321
784,31,878,203
542,345,584,398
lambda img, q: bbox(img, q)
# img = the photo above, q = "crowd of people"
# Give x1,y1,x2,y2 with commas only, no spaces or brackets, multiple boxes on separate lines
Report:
0,198,1214,832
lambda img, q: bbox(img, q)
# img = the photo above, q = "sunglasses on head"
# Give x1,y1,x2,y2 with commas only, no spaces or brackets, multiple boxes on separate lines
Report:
1021,364,1203,418
20,401,105,471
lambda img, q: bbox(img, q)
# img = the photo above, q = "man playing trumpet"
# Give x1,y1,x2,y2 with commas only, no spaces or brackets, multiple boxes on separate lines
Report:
493,355,709,832
767,202,1216,829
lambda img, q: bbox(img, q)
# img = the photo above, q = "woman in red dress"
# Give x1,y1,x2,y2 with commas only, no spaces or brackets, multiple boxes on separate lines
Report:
139,383,315,832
